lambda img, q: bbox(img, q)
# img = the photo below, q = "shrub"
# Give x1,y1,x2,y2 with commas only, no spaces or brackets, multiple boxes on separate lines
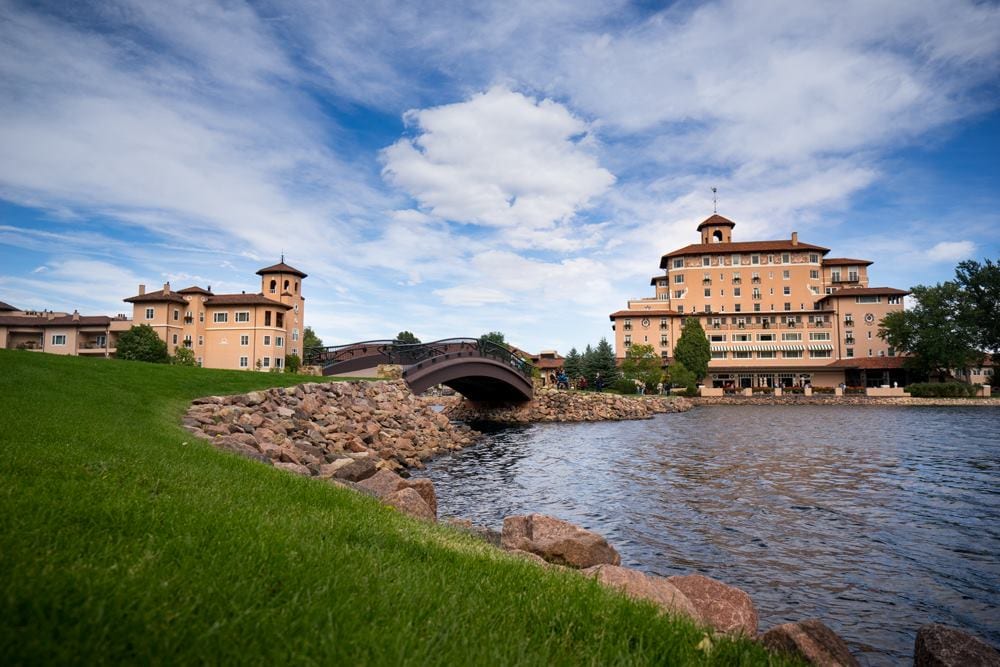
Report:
905,382,980,398
285,354,301,374
612,378,637,394
171,346,197,367
117,325,169,363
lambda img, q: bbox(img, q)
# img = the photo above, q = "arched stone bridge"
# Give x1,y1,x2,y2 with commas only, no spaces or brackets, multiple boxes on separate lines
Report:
304,338,533,402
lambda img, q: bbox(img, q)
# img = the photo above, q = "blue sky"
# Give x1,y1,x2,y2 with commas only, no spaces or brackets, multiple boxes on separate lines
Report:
1,0,998,353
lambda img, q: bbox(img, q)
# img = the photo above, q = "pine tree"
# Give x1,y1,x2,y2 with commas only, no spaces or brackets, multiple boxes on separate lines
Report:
563,347,582,379
586,338,619,388
674,317,711,381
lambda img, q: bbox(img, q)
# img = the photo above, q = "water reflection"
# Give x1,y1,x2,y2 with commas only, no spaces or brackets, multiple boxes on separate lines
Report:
416,406,1000,665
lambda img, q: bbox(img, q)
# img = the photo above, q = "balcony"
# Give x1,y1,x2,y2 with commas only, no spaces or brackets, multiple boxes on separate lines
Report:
845,338,856,345
702,278,712,285
809,321,831,328
622,325,632,331
184,315,194,324
833,275,860,283
844,318,855,326
659,324,668,330
751,277,761,284
732,277,741,284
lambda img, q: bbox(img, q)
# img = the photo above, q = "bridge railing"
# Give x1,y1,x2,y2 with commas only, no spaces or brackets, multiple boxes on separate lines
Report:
305,337,534,381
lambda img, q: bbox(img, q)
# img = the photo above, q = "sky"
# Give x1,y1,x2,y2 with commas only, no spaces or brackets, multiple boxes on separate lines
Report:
1,0,998,354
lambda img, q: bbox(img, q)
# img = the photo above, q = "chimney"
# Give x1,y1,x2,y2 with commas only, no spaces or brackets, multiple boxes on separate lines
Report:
791,231,799,246
138,284,146,296
72,309,80,322
163,282,170,295
47,311,55,320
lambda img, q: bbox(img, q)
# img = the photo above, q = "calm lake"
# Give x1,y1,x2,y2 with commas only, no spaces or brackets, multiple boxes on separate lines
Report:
415,405,1000,665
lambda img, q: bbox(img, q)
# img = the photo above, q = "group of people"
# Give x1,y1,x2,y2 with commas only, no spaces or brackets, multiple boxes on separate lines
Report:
546,371,601,391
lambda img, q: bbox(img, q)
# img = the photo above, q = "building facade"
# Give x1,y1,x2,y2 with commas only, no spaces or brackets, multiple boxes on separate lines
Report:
123,261,307,370
0,301,132,356
610,215,909,388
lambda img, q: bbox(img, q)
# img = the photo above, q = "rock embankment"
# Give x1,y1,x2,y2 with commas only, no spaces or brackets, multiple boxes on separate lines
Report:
448,388,693,423
695,395,998,407
182,380,478,474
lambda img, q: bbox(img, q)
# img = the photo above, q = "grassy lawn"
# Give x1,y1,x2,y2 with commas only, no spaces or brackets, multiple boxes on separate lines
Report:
0,351,792,665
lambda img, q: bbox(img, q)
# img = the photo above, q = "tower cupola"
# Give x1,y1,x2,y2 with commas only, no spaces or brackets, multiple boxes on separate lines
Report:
697,214,736,244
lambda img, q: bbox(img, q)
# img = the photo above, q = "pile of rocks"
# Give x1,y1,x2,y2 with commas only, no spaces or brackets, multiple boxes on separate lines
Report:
492,512,999,666
182,380,479,474
448,388,693,423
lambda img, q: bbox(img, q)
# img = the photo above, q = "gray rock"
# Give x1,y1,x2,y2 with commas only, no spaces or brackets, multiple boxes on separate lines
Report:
332,456,377,482
915,624,1000,667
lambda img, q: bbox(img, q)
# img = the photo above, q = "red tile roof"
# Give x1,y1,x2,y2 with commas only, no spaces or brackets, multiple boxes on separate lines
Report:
649,275,668,285
0,301,18,311
256,262,307,278
660,239,829,266
204,293,292,308
0,314,114,327
535,358,564,369
818,287,909,301
696,214,736,231
123,289,188,305
827,357,908,369
177,286,213,295
822,257,873,266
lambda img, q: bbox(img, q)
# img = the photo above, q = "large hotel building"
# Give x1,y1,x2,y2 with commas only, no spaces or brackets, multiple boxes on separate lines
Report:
610,215,909,388
122,261,307,370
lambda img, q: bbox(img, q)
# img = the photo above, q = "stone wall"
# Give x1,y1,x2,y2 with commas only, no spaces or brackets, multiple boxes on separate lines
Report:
183,380,479,474
693,395,999,407
447,388,693,423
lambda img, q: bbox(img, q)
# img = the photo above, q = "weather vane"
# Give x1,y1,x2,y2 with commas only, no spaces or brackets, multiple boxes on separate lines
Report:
712,187,718,214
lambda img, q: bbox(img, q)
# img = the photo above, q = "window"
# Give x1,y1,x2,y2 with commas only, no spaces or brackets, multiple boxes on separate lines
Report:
262,357,270,368
809,332,831,341
809,253,819,263
197,357,203,367
754,303,761,312
198,335,203,346
269,279,276,294
292,328,299,341
660,318,668,330
846,348,854,358
782,270,790,280
240,335,249,346
183,335,192,348
731,254,741,265
173,309,179,321
733,287,741,297
677,305,684,314
888,296,902,305
283,280,290,291
752,288,761,299
783,350,803,358
145,308,155,320
704,288,711,297
235,311,250,323
276,336,284,347
809,270,819,280
170,333,177,345
782,333,802,341
782,253,790,264
263,335,271,345
734,303,742,312
199,312,205,322
784,302,791,311
702,256,711,267
624,336,632,347
856,295,880,304
673,290,685,299
758,350,776,359
783,286,791,295
674,274,685,284
810,350,832,358
213,312,228,323
673,258,684,269
734,351,752,359
734,334,751,342
867,330,872,340
264,311,272,327
239,356,248,368
888,347,896,357
660,336,668,346
51,334,66,345
832,270,841,282
710,334,726,342
276,312,284,327
711,351,727,359
294,304,299,313
751,254,760,265
758,333,776,342
275,356,283,368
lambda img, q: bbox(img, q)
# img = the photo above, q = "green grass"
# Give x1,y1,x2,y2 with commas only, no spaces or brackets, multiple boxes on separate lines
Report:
0,350,793,665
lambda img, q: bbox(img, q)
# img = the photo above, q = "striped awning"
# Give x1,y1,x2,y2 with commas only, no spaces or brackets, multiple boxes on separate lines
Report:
713,343,810,352
808,343,834,351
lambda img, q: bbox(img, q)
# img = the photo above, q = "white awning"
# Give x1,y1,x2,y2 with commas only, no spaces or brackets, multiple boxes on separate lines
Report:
808,343,834,351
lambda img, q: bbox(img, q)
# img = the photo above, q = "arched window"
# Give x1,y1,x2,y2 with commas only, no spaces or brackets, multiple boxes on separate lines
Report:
283,279,289,291
294,281,299,292
713,230,723,243
268,279,276,294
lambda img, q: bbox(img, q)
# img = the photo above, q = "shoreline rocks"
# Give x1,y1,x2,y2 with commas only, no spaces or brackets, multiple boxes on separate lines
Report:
501,513,621,568
914,624,1000,666
761,619,860,666
694,395,999,407
448,388,693,423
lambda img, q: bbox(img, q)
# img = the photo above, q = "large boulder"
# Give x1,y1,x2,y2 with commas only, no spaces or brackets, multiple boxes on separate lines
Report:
583,565,701,622
501,514,620,569
384,487,435,521
356,469,407,496
331,456,377,482
761,619,859,666
401,477,437,516
666,573,758,637
914,624,1000,667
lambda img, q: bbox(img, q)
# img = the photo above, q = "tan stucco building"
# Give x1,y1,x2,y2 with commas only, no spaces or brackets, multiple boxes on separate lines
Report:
0,301,132,357
610,215,909,388
123,261,307,370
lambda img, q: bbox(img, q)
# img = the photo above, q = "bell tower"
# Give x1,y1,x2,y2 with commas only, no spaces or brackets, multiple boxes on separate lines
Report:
256,258,308,359
697,214,736,244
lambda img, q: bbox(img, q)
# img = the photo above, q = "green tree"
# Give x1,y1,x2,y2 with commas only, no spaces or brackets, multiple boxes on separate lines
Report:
585,338,618,388
673,317,711,381
879,282,982,380
395,331,421,345
116,325,169,363
563,347,582,379
954,258,1000,353
171,346,197,367
620,344,662,390
302,326,323,350
666,360,697,395
284,353,301,374
479,331,507,349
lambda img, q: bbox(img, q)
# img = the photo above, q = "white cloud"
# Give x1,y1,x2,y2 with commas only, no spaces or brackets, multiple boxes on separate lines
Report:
925,240,976,263
381,87,615,250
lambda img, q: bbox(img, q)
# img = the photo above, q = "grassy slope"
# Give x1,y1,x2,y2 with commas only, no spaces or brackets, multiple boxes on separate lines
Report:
0,351,792,665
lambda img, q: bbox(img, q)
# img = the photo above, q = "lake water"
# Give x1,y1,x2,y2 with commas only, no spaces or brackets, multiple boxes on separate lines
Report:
414,405,1000,665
